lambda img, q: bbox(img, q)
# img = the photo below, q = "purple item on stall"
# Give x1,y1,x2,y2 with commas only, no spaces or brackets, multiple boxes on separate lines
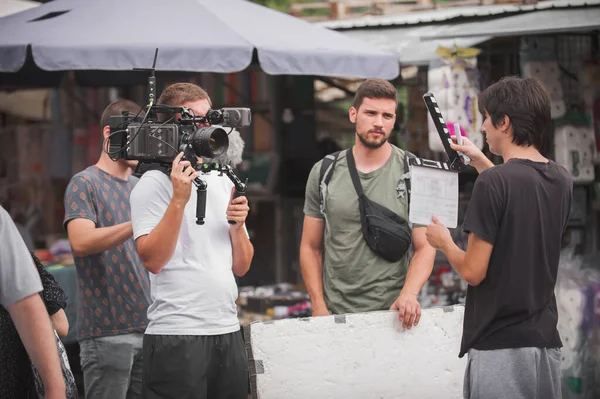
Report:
580,284,600,336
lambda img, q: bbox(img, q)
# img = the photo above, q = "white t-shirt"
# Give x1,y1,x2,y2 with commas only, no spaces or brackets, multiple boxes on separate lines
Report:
0,205,43,308
130,169,241,336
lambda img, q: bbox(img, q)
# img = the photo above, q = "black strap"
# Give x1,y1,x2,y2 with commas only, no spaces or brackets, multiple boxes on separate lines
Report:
403,153,411,197
404,151,416,215
319,151,341,220
321,147,415,214
345,149,365,197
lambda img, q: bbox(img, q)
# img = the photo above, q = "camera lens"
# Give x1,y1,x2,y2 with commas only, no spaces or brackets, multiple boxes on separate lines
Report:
190,126,229,158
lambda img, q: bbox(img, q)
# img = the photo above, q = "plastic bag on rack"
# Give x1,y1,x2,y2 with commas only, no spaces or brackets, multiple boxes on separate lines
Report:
555,246,600,398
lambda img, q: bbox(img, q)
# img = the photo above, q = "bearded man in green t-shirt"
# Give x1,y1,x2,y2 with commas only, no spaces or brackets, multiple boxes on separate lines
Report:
300,78,436,329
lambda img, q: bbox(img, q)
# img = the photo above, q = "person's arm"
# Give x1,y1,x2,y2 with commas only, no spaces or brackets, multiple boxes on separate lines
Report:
299,216,328,316
449,135,494,174
63,175,133,257
428,225,493,286
136,201,186,274
227,188,254,276
32,253,69,338
426,171,502,286
299,161,330,317
230,226,253,276
66,220,133,257
0,207,65,399
135,153,198,274
390,226,436,328
8,295,66,399
51,309,69,338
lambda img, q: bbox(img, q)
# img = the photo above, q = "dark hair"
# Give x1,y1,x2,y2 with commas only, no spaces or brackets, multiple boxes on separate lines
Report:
478,76,551,152
100,99,143,128
353,78,397,110
158,82,212,107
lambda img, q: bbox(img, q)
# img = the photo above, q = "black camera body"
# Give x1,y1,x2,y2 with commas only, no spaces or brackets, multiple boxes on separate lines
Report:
108,106,251,165
105,48,251,226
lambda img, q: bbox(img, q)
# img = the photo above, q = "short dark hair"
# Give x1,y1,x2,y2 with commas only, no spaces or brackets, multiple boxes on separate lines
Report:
478,76,551,152
100,99,143,128
353,78,397,110
158,83,212,107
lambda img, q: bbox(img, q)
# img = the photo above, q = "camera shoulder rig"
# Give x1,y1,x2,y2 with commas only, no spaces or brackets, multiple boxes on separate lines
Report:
133,161,247,226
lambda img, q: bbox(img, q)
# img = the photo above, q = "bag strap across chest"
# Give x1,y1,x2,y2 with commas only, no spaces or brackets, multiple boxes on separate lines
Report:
319,147,415,219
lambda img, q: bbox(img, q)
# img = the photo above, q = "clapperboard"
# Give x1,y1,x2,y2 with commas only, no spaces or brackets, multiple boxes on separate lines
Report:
407,93,471,228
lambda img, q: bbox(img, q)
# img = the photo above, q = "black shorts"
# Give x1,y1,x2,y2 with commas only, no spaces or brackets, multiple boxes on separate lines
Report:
142,331,248,399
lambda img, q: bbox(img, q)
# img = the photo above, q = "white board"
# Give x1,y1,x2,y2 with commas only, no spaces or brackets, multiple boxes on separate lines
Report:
245,305,467,399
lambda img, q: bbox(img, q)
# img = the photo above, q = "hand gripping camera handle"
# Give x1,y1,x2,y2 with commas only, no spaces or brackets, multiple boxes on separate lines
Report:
228,187,246,225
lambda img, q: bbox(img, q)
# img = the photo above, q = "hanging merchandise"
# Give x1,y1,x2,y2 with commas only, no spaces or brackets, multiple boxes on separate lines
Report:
580,61,600,153
520,37,566,119
555,246,600,398
554,125,596,183
427,45,484,153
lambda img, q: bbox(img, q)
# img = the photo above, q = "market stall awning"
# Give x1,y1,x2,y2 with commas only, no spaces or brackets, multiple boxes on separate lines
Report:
342,25,491,66
419,7,600,40
0,0,38,17
0,0,400,81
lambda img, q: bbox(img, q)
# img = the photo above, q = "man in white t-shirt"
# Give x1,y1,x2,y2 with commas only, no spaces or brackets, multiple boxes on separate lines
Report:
130,83,254,399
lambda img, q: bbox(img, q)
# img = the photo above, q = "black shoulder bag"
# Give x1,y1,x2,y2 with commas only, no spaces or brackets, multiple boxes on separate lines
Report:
346,149,412,262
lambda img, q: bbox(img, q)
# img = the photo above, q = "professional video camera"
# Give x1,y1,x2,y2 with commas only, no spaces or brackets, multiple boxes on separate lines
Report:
104,49,251,226
107,105,251,166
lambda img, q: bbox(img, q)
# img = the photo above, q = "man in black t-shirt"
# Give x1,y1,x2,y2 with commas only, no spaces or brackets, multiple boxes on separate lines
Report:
425,77,572,399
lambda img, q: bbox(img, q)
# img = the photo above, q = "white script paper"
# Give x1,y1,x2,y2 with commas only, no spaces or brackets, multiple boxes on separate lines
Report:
409,165,458,228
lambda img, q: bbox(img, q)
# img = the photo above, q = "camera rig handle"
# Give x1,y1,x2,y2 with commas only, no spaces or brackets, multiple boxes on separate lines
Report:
193,177,208,225
196,163,248,225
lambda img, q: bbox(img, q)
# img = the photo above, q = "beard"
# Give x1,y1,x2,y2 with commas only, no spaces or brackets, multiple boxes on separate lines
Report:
357,129,388,149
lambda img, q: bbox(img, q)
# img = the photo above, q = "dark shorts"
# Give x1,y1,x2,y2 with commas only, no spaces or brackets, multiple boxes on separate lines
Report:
142,331,248,399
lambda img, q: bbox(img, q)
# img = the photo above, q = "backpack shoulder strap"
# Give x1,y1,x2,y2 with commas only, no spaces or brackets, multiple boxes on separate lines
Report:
320,151,341,187
319,151,341,219
403,150,417,199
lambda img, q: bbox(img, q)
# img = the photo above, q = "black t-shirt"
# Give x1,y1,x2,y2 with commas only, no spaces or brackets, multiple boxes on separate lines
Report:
459,158,573,358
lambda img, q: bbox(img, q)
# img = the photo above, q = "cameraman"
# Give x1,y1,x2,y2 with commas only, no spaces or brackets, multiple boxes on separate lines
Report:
130,83,253,399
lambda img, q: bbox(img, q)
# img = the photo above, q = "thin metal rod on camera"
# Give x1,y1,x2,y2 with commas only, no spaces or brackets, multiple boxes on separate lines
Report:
221,165,247,195
151,48,159,70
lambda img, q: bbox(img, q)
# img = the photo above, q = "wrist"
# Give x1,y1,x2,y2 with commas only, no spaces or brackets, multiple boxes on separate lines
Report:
472,156,494,172
44,380,66,396
400,287,420,297
311,298,327,309
170,197,188,210
229,222,245,231
440,238,454,255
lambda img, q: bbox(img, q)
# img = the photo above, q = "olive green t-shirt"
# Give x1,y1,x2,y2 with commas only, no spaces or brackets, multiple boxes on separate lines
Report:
303,146,412,314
